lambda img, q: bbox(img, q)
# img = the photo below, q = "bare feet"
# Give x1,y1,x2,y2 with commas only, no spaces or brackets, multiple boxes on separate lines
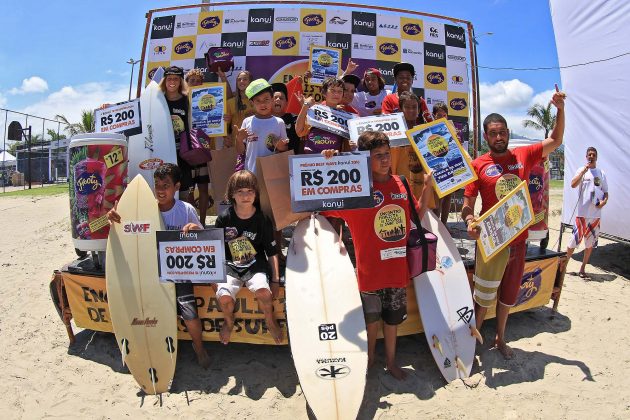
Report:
386,363,408,380
494,339,514,360
193,343,211,369
267,320,284,344
220,320,234,345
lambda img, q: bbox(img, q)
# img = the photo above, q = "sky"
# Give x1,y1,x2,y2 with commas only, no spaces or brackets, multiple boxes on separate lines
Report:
0,0,561,143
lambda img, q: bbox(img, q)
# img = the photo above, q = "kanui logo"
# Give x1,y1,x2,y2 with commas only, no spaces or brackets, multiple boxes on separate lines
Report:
221,33,247,55
200,16,221,29
123,221,151,234
174,40,194,55
403,23,422,36
248,8,274,32
352,11,376,36
379,42,398,55
303,14,324,27
424,43,446,67
327,33,351,53
315,364,351,379
151,16,175,39
275,36,297,49
131,317,158,327
329,16,348,25
445,24,467,48
328,40,349,50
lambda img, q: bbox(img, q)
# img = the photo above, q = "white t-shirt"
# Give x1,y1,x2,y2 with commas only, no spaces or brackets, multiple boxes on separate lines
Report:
575,167,608,219
351,89,391,117
161,200,201,231
241,115,287,174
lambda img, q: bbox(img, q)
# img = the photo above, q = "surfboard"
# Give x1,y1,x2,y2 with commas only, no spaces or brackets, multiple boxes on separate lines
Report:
414,211,479,383
105,174,177,394
127,81,178,192
285,215,368,420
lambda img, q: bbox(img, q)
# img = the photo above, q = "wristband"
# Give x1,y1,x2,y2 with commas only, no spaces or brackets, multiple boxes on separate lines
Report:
270,279,281,284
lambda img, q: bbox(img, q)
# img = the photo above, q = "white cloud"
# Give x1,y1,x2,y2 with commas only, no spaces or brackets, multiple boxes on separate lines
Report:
18,82,129,125
9,76,49,95
0,92,6,107
479,79,533,112
530,89,556,107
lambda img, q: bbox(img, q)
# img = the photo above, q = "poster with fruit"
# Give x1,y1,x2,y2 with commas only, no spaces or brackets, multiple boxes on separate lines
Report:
69,143,128,249
190,83,226,137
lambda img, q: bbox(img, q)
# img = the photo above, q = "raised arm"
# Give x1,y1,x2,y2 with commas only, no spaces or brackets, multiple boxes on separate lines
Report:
541,89,566,158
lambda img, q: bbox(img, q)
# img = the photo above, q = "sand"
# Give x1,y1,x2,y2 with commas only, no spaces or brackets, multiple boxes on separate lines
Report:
1,187,628,419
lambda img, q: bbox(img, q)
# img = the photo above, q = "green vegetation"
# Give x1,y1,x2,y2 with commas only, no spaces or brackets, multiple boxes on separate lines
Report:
550,179,564,190
0,184,68,198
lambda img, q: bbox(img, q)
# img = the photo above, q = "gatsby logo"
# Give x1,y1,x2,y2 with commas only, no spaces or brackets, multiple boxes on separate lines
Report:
529,174,543,193
174,40,193,54
403,23,422,35
450,98,467,111
303,14,323,26
200,16,220,29
426,72,445,84
379,43,398,55
275,36,297,49
76,173,102,194
485,164,503,177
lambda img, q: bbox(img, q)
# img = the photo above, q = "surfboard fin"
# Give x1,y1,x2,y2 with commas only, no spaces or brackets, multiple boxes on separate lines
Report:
432,335,444,356
120,338,130,367
455,356,467,377
149,368,158,395
469,325,483,344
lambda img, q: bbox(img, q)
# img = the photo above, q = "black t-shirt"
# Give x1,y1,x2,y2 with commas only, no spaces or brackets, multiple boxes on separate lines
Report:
166,95,190,147
281,113,300,153
214,207,278,278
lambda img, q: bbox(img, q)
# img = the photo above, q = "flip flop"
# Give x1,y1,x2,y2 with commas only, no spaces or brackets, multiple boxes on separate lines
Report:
578,272,587,278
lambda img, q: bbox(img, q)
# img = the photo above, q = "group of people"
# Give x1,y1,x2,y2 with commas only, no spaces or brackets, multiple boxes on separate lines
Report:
105,57,586,378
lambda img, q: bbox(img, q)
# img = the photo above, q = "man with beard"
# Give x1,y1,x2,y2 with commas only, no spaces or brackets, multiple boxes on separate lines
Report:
462,89,566,359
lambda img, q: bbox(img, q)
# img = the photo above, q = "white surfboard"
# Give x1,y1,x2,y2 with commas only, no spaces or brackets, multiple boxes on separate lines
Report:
127,81,178,192
414,211,478,383
286,215,368,420
106,175,178,394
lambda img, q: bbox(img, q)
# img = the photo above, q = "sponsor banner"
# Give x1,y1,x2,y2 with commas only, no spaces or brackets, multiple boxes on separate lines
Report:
94,99,141,136
424,65,447,91
327,10,352,33
351,34,377,60
376,37,402,62
301,9,327,32
348,113,408,147
246,31,273,56
197,11,223,35
352,11,377,36
151,15,175,39
309,45,342,85
273,31,299,56
172,36,196,60
445,24,467,48
401,39,424,64
326,33,351,59
447,91,469,117
174,13,198,37
289,152,374,212
195,34,222,59
425,21,444,44
222,9,248,33
221,32,247,56
447,60,468,92
474,180,535,262
377,14,401,38
400,17,424,41
424,89,448,110
274,8,301,32
306,104,356,138
149,39,172,62
424,42,447,67
300,32,325,57
190,83,227,137
248,8,275,32
157,229,227,283
446,46,468,63
407,119,477,198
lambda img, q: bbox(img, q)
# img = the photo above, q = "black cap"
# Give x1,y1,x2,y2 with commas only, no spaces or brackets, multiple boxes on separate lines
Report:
342,74,361,88
393,62,415,77
164,66,184,77
270,82,288,98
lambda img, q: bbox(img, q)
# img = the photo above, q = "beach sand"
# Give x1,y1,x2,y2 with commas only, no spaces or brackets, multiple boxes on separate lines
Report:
1,187,628,419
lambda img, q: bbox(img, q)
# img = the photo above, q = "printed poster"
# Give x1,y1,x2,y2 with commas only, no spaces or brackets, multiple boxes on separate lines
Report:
309,45,342,85
288,152,374,212
407,118,477,198
190,82,226,137
474,180,535,262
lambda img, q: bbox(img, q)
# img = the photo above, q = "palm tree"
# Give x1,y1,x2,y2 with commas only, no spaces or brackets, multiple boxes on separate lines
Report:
55,110,95,136
523,103,556,138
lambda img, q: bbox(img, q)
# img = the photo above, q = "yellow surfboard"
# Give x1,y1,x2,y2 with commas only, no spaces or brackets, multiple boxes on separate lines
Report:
106,175,177,394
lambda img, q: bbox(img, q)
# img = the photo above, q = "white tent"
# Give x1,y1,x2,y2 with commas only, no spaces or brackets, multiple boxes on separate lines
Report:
0,151,17,168
550,0,630,242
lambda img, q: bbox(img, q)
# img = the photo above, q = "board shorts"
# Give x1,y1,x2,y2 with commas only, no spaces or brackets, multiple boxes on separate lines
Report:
473,241,526,307
216,272,269,301
360,287,407,325
176,154,194,193
568,217,600,249
192,163,210,185
175,282,198,321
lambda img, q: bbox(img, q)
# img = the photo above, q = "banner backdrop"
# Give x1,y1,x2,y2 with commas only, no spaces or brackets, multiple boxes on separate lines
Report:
145,6,470,135
551,0,630,241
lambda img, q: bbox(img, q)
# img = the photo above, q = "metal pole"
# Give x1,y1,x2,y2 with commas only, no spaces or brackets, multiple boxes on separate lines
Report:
471,28,481,158
27,126,32,190
2,110,7,193
128,59,140,100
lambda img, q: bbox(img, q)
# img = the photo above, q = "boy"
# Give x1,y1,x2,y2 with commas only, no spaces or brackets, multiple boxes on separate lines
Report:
214,170,283,345
271,82,301,153
233,78,289,175
108,164,210,368
321,131,433,379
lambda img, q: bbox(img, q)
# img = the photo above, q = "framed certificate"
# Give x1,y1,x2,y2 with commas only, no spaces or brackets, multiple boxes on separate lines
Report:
189,83,227,137
309,45,342,86
474,180,535,262
406,118,477,198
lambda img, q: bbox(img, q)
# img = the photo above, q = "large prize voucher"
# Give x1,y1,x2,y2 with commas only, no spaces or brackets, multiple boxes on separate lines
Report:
289,152,374,212
407,118,477,198
157,229,226,283
474,180,535,262
306,104,355,139
348,113,408,147
190,83,227,137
